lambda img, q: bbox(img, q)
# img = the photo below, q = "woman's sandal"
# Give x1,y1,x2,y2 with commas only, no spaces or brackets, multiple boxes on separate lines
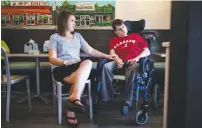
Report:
66,116,79,127
64,99,86,113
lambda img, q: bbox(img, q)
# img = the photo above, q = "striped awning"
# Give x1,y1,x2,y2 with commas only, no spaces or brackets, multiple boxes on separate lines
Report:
2,8,50,15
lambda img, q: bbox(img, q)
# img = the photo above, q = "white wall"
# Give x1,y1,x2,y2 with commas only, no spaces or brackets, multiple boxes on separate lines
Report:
115,1,171,29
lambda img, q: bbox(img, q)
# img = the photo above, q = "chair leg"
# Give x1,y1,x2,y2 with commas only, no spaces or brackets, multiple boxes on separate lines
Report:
87,80,93,121
26,78,32,110
6,82,11,122
57,85,62,125
52,83,57,114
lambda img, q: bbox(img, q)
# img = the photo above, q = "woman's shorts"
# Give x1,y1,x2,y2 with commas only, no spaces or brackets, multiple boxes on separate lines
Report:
53,62,82,82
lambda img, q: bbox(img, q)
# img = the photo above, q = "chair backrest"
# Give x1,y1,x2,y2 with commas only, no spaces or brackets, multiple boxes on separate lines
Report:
1,47,11,84
124,19,145,34
124,19,156,50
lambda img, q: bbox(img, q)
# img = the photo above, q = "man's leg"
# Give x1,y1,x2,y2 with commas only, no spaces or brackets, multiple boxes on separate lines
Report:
121,63,139,106
100,61,117,102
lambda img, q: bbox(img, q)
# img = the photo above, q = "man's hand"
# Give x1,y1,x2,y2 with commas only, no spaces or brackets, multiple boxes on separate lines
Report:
115,58,124,68
127,57,140,65
108,53,123,68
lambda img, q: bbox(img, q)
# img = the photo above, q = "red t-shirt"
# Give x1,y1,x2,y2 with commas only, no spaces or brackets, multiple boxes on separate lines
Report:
109,33,148,61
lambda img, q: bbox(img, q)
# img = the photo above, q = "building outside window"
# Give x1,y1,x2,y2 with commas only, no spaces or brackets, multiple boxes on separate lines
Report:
13,15,24,25
26,15,35,25
1,15,10,25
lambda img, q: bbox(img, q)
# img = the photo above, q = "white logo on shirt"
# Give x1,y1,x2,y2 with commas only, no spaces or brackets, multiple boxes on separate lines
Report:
113,40,136,49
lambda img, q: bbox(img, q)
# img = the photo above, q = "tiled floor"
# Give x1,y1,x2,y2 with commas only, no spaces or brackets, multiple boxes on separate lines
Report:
1,96,163,128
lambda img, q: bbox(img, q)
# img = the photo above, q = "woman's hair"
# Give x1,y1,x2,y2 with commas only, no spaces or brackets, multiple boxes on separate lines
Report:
57,11,75,36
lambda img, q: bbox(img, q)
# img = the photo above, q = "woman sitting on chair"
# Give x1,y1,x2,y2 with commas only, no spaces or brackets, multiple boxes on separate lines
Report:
49,11,115,126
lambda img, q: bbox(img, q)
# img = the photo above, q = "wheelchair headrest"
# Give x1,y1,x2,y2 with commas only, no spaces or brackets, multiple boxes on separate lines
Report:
124,19,145,34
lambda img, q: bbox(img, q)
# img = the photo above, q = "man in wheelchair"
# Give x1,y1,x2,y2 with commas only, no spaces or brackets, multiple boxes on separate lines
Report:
99,19,151,116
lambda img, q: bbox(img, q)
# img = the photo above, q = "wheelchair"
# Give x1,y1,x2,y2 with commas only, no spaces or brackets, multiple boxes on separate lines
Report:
94,19,160,125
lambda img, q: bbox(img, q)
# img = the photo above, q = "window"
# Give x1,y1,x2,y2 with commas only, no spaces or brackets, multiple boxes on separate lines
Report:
1,15,10,25
90,15,95,24
37,15,43,24
26,15,35,25
37,15,52,24
80,15,90,26
95,15,103,23
75,15,80,26
13,15,24,25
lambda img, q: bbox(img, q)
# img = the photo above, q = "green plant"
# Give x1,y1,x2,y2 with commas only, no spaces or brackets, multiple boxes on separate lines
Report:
62,0,70,7
1,1,11,6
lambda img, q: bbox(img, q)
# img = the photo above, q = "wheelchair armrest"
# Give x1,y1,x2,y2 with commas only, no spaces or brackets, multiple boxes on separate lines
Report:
138,57,148,74
138,57,155,75
140,31,156,38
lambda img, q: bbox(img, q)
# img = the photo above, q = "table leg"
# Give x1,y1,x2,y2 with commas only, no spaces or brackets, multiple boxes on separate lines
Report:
17,57,50,104
163,47,170,128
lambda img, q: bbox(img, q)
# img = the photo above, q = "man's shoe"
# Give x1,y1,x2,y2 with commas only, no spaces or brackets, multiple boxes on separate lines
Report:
120,102,130,116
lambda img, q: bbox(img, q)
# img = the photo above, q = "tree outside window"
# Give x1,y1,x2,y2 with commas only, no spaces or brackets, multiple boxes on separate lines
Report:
26,15,35,25
38,15,52,24
19,15,24,24
1,15,10,25
43,15,48,24
13,15,24,25
37,15,43,24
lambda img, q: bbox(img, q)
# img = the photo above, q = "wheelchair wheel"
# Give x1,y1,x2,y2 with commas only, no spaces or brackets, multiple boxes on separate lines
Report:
135,110,148,125
152,84,160,108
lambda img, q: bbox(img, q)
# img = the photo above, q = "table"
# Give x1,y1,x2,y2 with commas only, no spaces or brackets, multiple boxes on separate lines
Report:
151,52,166,57
152,42,170,128
162,42,170,128
8,53,50,104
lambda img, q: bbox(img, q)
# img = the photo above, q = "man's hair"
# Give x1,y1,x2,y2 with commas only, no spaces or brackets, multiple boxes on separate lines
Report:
57,11,75,36
112,19,124,31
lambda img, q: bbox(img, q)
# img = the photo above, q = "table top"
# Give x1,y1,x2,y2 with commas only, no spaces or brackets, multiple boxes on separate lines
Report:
162,42,170,48
8,53,48,57
9,53,166,58
151,52,166,57
8,53,92,58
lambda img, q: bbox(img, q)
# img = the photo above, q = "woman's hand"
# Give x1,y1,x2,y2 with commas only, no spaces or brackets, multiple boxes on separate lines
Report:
104,54,117,60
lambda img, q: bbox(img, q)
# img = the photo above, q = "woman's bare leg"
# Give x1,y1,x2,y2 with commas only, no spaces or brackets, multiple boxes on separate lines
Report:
63,72,77,124
68,60,92,101
62,60,92,124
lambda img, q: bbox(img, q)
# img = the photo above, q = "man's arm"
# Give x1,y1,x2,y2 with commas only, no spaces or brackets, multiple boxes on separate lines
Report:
136,48,151,59
127,48,150,65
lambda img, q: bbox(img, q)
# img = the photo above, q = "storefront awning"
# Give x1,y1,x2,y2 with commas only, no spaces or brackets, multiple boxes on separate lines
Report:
2,8,50,15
